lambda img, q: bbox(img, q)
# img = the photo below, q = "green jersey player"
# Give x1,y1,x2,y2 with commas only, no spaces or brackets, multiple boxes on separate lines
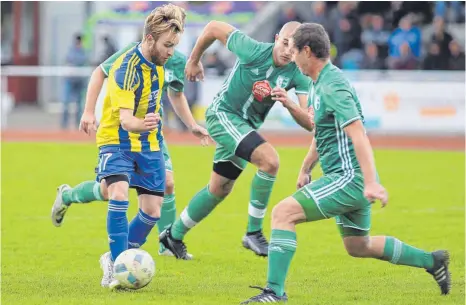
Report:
50,43,208,269
159,21,313,259
241,23,451,304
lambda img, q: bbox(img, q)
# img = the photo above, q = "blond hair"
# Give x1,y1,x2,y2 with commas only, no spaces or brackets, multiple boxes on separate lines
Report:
143,4,186,41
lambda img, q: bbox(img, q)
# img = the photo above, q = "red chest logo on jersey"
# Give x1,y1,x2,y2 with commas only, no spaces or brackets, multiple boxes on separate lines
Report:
252,80,272,102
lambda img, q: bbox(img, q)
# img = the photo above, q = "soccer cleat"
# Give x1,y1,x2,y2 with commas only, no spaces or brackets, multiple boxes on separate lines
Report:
242,231,269,257
51,184,71,227
158,244,194,260
240,286,288,304
108,278,124,290
159,225,192,260
426,250,451,295
99,252,114,288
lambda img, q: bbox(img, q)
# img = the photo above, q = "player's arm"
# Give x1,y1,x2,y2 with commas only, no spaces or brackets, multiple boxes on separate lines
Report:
271,89,313,131
167,89,196,128
80,45,133,134
167,89,210,146
111,64,158,134
297,136,318,189
119,108,159,134
186,21,263,80
328,85,388,206
79,67,106,134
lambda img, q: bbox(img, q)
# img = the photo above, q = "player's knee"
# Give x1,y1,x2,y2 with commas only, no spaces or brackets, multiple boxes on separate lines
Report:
258,152,280,175
209,182,234,198
109,187,128,202
139,194,163,218
343,237,370,258
100,181,109,201
165,174,175,195
271,200,294,226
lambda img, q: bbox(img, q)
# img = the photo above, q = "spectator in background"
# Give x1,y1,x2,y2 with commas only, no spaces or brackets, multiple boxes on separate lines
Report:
62,34,87,130
309,2,328,30
431,16,453,68
387,42,418,70
362,43,385,70
329,2,362,66
435,1,465,23
388,15,421,59
100,35,117,63
204,51,228,77
422,42,446,70
448,40,465,70
361,14,391,59
275,5,304,37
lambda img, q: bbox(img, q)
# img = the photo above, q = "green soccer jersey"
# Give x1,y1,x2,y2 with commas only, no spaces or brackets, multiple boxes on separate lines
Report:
100,42,186,117
206,30,310,129
309,62,364,176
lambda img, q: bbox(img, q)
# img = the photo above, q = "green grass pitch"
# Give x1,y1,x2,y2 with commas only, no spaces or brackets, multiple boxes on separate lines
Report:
2,142,464,305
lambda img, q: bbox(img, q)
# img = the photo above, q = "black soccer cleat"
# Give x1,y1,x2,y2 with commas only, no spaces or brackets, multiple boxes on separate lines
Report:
159,225,192,260
240,286,288,304
426,250,451,295
242,231,269,257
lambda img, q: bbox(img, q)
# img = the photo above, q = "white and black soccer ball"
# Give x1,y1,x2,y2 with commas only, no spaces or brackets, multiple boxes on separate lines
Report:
113,249,155,289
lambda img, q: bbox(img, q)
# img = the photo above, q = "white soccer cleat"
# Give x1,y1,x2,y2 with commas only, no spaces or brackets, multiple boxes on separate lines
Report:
108,278,124,290
99,252,114,287
51,184,71,227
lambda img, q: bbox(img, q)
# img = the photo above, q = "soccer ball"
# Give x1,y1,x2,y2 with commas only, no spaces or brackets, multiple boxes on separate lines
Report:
113,249,155,289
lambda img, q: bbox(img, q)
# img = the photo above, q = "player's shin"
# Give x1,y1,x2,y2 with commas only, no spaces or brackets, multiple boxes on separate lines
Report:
375,236,434,269
107,200,129,261
171,186,223,240
128,195,162,248
62,181,105,205
157,194,176,236
128,209,160,248
247,170,276,233
267,229,297,297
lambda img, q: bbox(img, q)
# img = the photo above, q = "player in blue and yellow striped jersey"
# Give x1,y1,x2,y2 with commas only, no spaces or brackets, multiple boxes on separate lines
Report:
71,4,184,289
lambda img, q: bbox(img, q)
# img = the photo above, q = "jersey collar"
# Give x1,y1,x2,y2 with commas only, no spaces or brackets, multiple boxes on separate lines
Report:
136,43,156,70
315,61,332,84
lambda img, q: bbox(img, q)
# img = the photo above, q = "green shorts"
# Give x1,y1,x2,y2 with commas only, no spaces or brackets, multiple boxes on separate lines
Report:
161,140,173,172
292,173,371,237
205,111,254,171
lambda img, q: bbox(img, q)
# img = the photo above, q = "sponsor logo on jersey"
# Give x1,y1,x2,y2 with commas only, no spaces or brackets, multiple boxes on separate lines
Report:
152,74,158,82
148,90,160,108
251,68,259,75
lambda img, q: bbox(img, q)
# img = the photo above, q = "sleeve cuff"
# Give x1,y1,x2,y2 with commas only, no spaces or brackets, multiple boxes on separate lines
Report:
340,116,361,128
100,64,109,76
226,29,240,51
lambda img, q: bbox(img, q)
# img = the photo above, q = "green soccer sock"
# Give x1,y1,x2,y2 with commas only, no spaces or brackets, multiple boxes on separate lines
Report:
171,186,224,241
267,229,297,297
247,170,276,233
382,236,434,269
158,194,176,250
62,181,104,206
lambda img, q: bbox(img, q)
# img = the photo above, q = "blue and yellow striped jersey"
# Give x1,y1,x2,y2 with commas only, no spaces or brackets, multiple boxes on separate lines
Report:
96,43,165,152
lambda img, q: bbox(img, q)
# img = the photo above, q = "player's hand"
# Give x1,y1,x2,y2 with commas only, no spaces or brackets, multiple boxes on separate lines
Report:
271,87,292,108
185,59,204,82
143,113,160,131
296,171,310,190
190,124,211,146
364,181,388,207
79,111,97,135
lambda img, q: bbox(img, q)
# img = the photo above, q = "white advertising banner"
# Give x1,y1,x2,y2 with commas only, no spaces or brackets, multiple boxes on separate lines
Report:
94,71,464,135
